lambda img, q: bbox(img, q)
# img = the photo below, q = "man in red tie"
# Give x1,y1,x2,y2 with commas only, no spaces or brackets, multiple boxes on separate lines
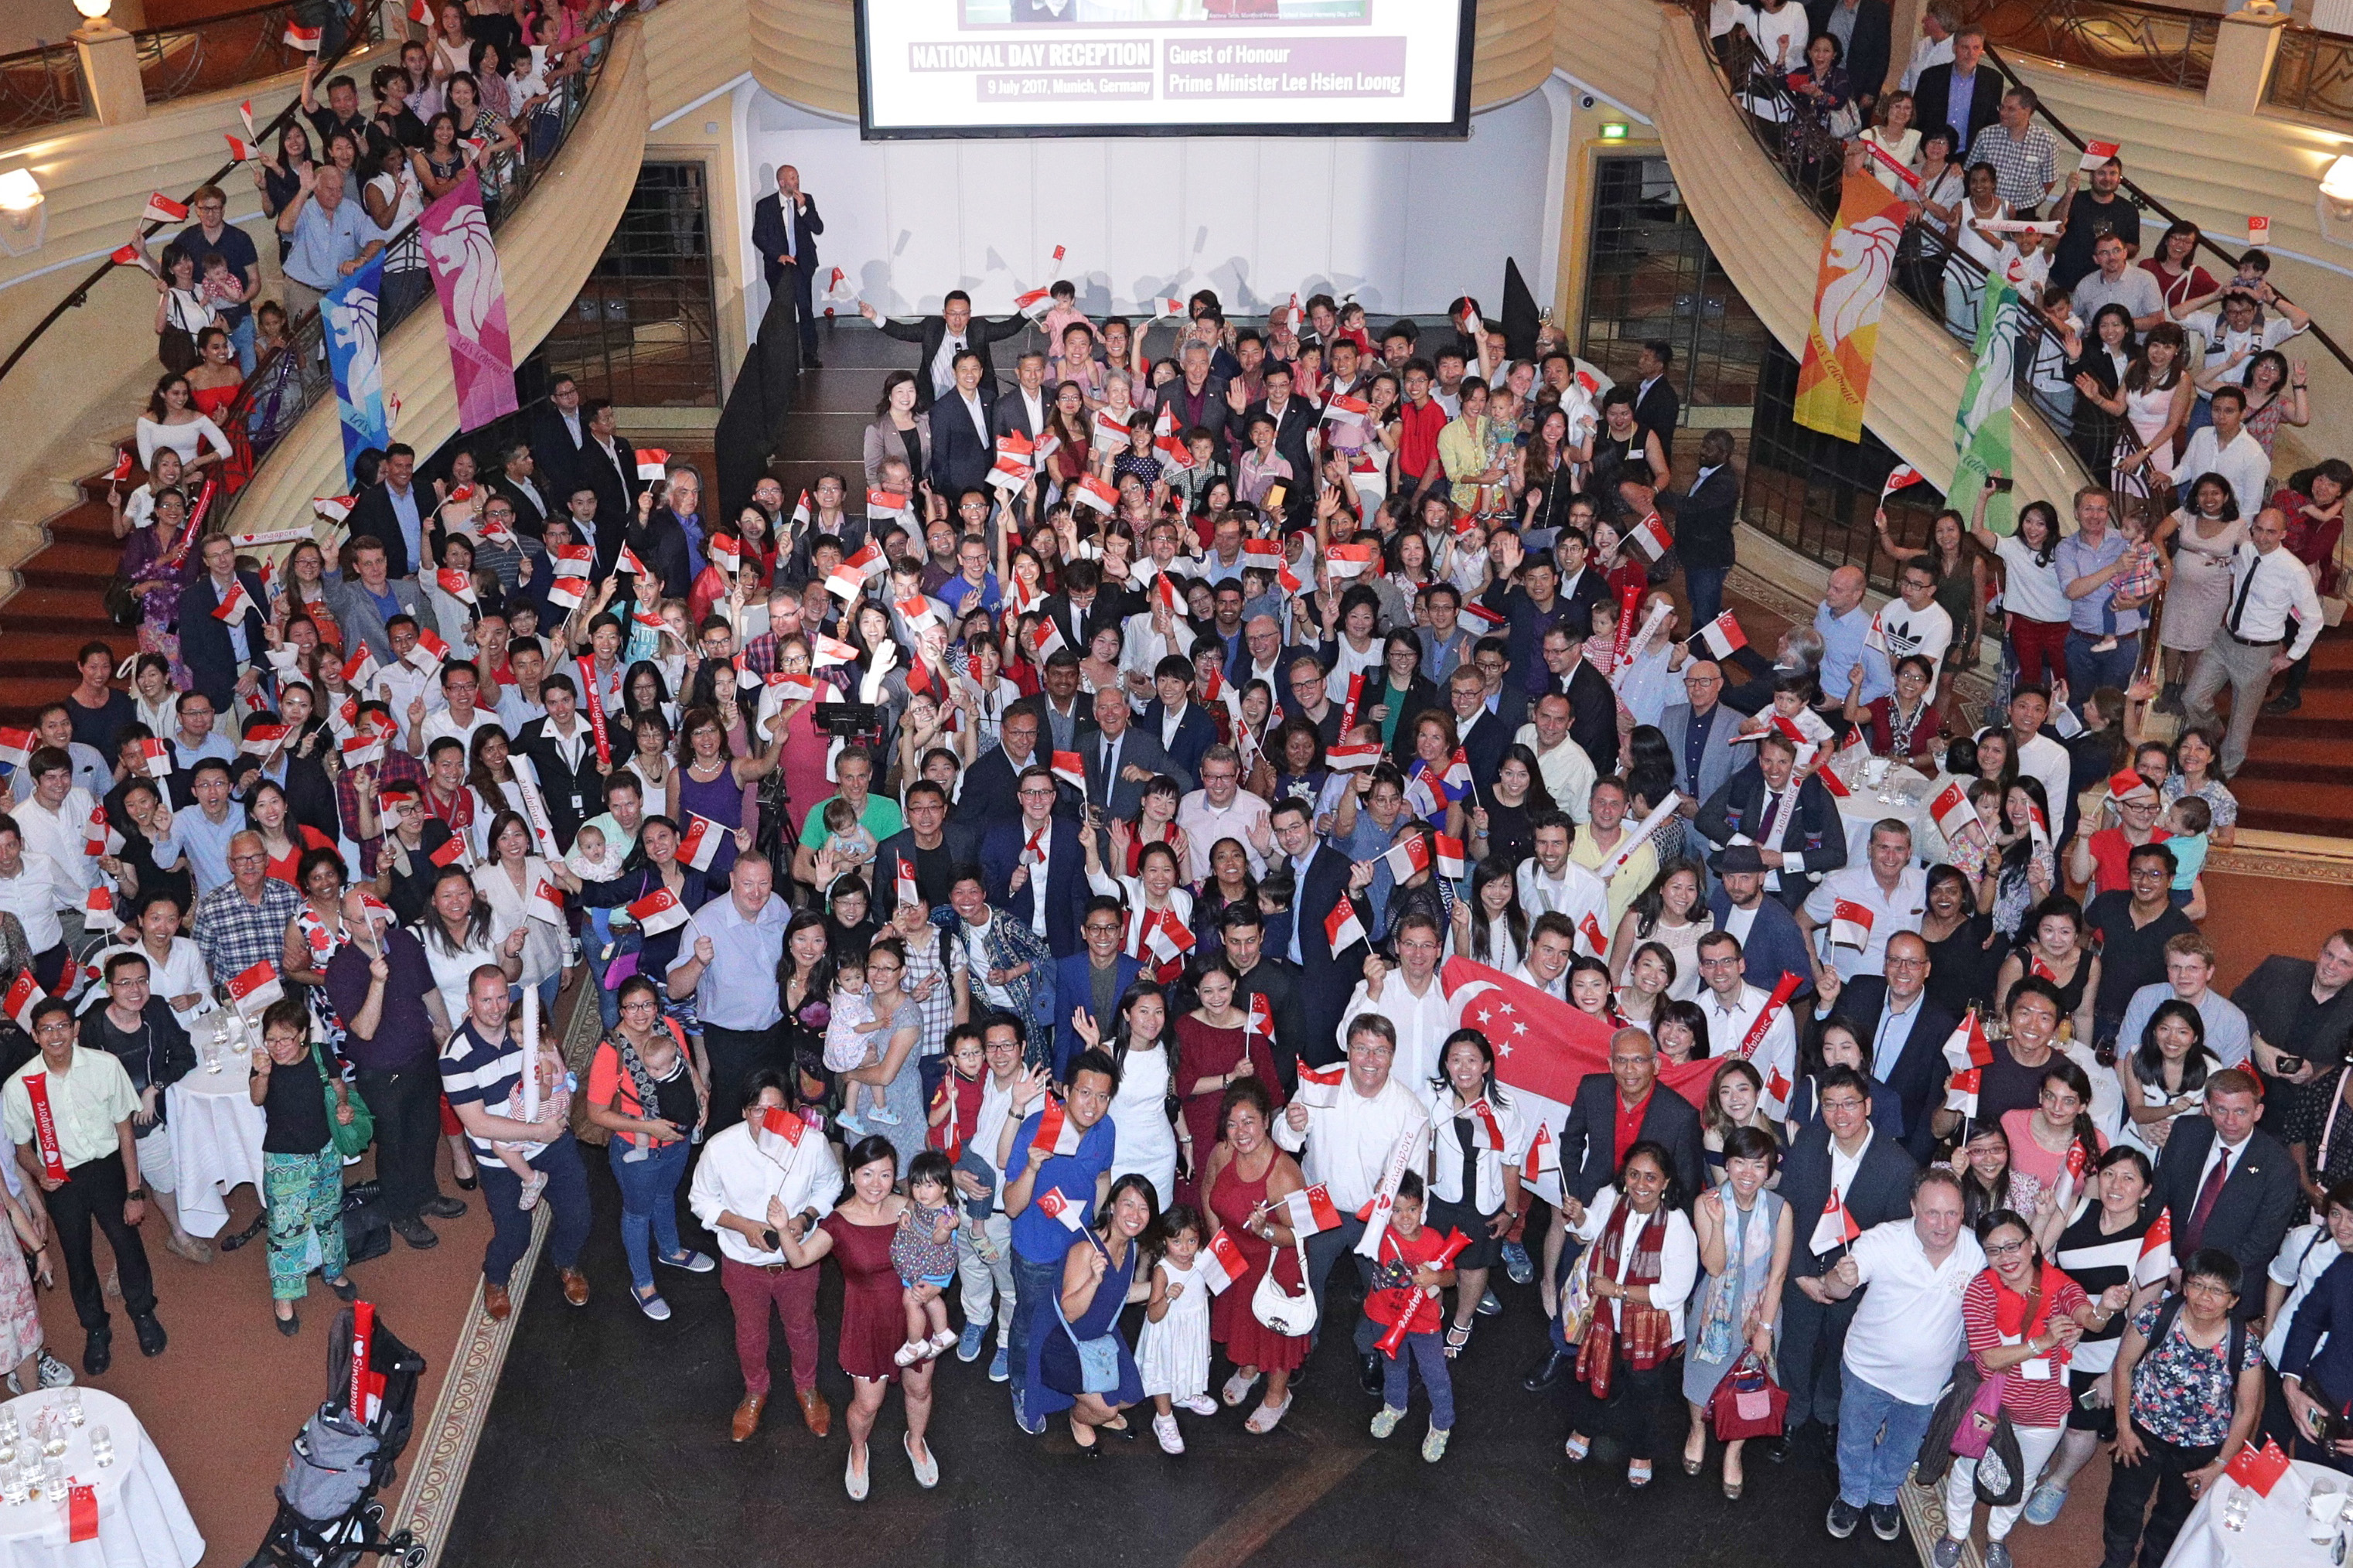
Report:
2154,1068,2297,1321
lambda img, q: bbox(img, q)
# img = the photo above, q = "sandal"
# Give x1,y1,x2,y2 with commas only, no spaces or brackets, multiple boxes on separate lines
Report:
1628,1460,1653,1488
1222,1368,1263,1408
1564,1433,1592,1464
1444,1321,1473,1359
1244,1394,1293,1435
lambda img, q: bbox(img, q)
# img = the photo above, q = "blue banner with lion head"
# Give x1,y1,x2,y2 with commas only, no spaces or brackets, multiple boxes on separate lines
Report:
322,251,388,486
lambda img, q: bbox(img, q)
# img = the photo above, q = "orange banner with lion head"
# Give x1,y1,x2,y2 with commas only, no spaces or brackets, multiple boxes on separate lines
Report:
1794,172,1913,443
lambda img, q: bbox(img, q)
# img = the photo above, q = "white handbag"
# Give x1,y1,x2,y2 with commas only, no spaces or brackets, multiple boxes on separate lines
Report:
1252,1236,1318,1338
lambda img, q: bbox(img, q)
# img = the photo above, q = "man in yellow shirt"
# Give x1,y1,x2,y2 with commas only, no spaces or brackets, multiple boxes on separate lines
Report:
1570,777,1661,936
4,997,164,1375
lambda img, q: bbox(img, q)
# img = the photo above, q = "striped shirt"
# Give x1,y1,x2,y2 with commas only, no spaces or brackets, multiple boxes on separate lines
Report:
438,1019,526,1157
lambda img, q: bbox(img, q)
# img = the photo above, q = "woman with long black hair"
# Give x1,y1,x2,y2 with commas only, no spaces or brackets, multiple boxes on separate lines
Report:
1069,980,1182,1208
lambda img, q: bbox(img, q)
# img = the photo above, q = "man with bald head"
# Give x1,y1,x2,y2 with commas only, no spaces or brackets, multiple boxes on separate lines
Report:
275,161,385,328
2184,506,2322,769
1660,658,1744,816
192,829,302,996
1814,565,1891,711
1229,614,1311,690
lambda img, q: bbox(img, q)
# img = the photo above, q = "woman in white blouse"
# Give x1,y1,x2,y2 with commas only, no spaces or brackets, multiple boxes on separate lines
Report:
1084,830,1195,973
135,373,233,476
1561,1140,1701,1488
1857,91,1922,193
472,808,575,1017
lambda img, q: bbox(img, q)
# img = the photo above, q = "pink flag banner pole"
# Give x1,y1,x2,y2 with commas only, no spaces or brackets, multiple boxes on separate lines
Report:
419,170,520,431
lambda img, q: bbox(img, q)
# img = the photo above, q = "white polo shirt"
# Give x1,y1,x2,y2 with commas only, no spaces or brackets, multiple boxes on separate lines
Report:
1802,864,1928,983
1842,1218,1987,1406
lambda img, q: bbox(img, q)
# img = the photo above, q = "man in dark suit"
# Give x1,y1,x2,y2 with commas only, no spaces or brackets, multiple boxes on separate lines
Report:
1806,0,1893,117
1775,1066,1921,1435
513,674,606,852
1695,736,1850,911
1221,905,1305,1092
927,351,997,499
959,702,1077,830
1051,898,1144,1081
991,352,1052,444
1267,799,1365,1072
1159,342,1233,451
1076,686,1191,824
1628,339,1682,463
872,781,980,922
1708,845,1819,1000
574,399,646,552
979,763,1088,960
489,438,553,539
1526,1027,1708,1389
527,376,590,504
1645,430,1742,630
1537,629,1621,776
1659,670,1745,815
2155,1069,2299,1320
1226,615,1317,692
1811,932,1958,1162
1913,26,2003,157
1141,660,1220,784
749,164,824,365
343,444,429,581
859,291,1025,414
1039,561,1110,660
1441,669,1512,794
176,535,271,716
621,489,694,607
1240,364,1317,479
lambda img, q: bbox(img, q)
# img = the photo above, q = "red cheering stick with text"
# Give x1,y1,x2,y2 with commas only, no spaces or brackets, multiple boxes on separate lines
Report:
1373,1229,1474,1358
1738,972,1804,1058
577,658,612,767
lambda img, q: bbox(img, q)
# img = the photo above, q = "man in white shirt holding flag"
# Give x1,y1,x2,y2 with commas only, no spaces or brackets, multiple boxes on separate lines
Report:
1799,821,1928,985
1274,1014,1426,1396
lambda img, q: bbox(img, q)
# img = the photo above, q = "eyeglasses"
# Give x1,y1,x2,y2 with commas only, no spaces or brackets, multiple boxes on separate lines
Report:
1083,922,1122,936
1983,1239,2029,1258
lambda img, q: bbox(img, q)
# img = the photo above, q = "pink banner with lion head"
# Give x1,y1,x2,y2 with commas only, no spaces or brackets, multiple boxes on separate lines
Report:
418,170,519,431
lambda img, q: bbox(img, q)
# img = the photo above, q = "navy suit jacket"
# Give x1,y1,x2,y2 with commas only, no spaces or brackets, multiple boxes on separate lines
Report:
1052,953,1144,1081
928,391,997,499
1708,888,1819,1003
1556,1072,1709,1205
177,569,271,714
1777,1120,1919,1277
1452,707,1513,799
1291,842,1366,1070
1821,976,1959,1162
1695,762,1850,908
980,819,1088,959
749,189,822,293
1141,699,1219,782
2155,1118,2298,1317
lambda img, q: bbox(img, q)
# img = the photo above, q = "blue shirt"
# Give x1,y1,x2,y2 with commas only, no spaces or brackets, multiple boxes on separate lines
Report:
1946,67,1981,157
942,571,1001,617
667,890,789,1031
384,485,423,576
674,511,705,582
1007,1107,1117,1263
169,733,238,772
169,221,260,325
2054,528,2142,636
284,193,381,291
1814,603,1893,705
155,803,250,898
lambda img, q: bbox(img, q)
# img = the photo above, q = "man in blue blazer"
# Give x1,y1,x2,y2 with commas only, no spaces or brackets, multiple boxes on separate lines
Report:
1809,930,1959,1163
176,534,271,717
979,763,1088,960
1707,845,1819,1003
1659,664,1745,811
1051,897,1144,1082
1267,798,1366,1070
749,165,824,363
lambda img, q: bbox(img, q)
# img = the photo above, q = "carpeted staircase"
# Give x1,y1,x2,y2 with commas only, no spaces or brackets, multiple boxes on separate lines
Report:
2231,623,2353,839
0,446,135,726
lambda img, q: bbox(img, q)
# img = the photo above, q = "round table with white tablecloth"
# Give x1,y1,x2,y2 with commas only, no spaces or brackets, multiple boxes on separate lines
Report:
1823,755,1952,867
2164,1458,2351,1568
163,1048,266,1241
0,1387,203,1568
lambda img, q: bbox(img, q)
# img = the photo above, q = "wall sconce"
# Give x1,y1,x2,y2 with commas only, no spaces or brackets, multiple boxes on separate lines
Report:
71,0,113,19
0,170,44,257
2320,155,2353,248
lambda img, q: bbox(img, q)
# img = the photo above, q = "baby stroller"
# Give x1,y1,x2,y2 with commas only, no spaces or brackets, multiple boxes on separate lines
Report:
244,1304,428,1568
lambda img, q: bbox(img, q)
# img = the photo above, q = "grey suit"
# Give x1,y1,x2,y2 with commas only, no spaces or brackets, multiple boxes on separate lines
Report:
1660,699,1742,807
326,574,439,666
1076,722,1194,823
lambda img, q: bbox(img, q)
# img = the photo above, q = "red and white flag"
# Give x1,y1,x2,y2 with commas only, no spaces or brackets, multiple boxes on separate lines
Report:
1035,1188,1086,1230
1050,749,1087,797
83,806,124,859
1199,1228,1247,1294
758,1104,807,1151
1072,474,1118,515
84,886,121,936
626,886,690,936
1032,1097,1086,1159
1296,1062,1345,1110
615,544,651,580
1944,1066,1981,1119
527,878,564,928
2133,1209,2174,1287
406,627,450,674
0,730,33,769
5,974,46,1035
1281,1184,1343,1236
1325,896,1367,954
1325,542,1379,580
812,635,859,669
1928,779,1976,844
2225,1436,2290,1498
211,577,256,624
865,488,909,518
895,858,919,911
551,544,593,580
313,494,356,523
1382,833,1431,882
1521,1123,1560,1181
1246,992,1273,1045
1809,1186,1861,1255
1433,833,1466,880
676,811,725,871
238,722,293,758
1143,909,1196,967
2247,215,2272,249
137,737,172,779
1942,1008,1993,1073
1691,612,1747,660
428,836,469,870
224,133,257,162
1625,512,1674,561
142,193,190,227
2077,138,2120,171
1025,619,1069,665
633,448,670,483
1325,742,1383,772
435,567,477,605
1828,898,1874,952
227,960,284,1014
792,489,812,528
1014,286,1053,322
1879,465,1925,501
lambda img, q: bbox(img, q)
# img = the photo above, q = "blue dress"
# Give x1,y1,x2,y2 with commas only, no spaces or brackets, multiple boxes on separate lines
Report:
1037,1231,1144,1414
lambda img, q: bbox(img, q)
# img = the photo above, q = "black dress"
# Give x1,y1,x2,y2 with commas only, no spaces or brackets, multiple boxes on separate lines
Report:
1924,912,2002,1019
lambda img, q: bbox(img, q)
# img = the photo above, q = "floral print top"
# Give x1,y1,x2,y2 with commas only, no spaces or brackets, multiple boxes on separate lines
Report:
2126,1298,2261,1447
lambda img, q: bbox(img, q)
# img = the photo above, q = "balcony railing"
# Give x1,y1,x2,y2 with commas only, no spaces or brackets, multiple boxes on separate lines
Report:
1949,0,2219,93
2268,23,2353,123
208,26,616,533
0,0,385,138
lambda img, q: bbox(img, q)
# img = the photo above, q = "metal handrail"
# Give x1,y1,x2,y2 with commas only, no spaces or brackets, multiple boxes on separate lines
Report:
203,24,616,535
1947,4,2353,381
1683,2,2095,486
1945,0,2218,91
0,0,384,387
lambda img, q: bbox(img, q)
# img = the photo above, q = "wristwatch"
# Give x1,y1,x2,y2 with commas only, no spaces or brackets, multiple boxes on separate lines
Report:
759,1225,781,1252
125,1187,148,1202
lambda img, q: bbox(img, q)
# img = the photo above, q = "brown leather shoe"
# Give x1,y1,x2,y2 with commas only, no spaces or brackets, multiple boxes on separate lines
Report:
731,1393,766,1443
560,1268,589,1307
483,1283,512,1322
797,1386,832,1438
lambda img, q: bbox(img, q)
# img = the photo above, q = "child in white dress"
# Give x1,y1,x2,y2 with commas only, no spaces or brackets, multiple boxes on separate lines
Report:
1139,1204,1216,1454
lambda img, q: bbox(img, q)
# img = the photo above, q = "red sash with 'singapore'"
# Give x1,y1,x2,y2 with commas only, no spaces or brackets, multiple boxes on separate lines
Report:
26,1073,67,1183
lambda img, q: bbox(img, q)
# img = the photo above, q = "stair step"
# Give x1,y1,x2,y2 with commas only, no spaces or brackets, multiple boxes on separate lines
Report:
2241,734,2353,769
2230,758,2351,787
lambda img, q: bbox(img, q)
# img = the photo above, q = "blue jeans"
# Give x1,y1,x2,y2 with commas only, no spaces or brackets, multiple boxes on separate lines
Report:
1684,565,1731,638
1836,1373,1939,1508
1008,1246,1067,1422
2065,630,2140,714
227,313,256,376
607,1134,690,1292
583,919,623,1031
1383,1328,1456,1429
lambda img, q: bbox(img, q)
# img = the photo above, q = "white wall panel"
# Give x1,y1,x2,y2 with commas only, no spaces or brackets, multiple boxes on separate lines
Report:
738,87,1557,339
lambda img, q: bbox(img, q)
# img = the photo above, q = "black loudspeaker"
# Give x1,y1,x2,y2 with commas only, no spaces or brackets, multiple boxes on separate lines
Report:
714,280,804,520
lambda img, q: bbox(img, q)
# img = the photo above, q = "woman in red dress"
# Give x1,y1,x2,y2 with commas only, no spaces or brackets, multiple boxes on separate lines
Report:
776,1135,939,1500
183,326,254,493
1171,960,1282,1211
1199,1077,1310,1435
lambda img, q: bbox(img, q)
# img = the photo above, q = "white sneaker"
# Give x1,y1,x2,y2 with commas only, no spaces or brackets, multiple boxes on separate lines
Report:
1154,1413,1185,1454
518,1172,547,1212
1178,1394,1219,1416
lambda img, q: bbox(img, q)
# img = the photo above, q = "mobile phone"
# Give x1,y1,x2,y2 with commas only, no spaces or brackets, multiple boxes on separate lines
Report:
2277,1055,2307,1077
1264,482,1288,513
1987,476,2014,493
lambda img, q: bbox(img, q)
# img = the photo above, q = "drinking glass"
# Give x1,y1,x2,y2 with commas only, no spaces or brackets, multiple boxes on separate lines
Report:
90,1427,113,1468
60,1389,82,1427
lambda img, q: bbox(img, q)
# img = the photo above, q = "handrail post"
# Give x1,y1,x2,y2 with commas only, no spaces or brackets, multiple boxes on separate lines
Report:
71,14,147,126
2207,5,2290,115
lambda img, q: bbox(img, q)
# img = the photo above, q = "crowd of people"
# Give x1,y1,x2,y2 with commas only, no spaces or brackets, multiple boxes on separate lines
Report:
4,0,2348,1544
